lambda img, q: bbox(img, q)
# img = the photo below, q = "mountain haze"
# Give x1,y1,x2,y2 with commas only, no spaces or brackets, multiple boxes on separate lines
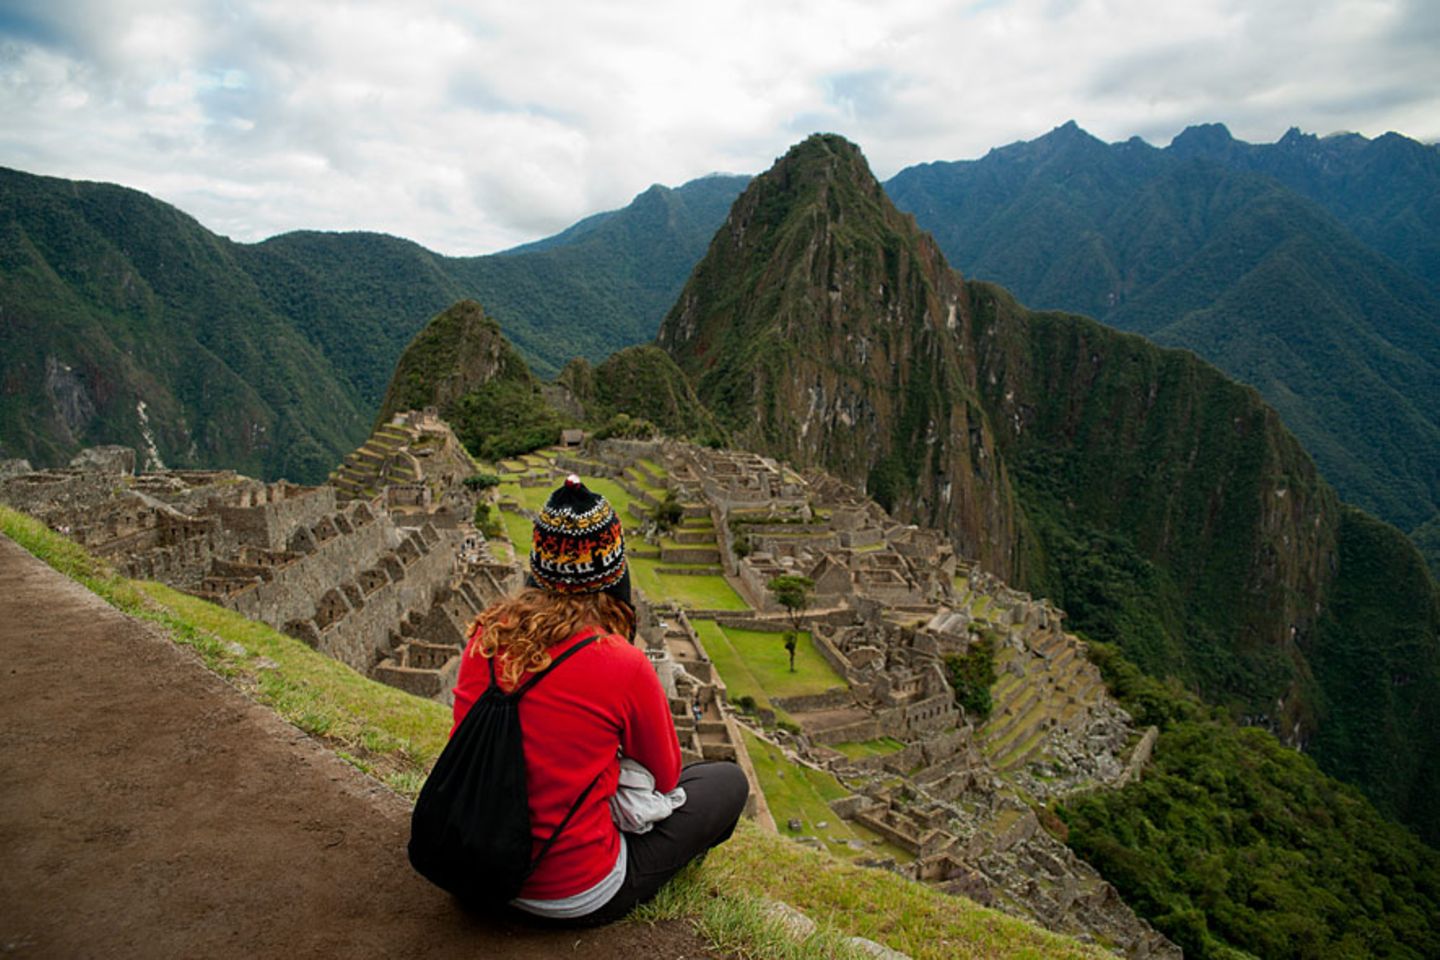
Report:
658,133,1440,844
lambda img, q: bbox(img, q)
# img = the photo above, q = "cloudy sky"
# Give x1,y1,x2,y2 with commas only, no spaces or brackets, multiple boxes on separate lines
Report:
2,0,1436,255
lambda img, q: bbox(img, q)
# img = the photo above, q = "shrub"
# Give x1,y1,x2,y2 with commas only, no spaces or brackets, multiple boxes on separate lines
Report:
944,633,997,720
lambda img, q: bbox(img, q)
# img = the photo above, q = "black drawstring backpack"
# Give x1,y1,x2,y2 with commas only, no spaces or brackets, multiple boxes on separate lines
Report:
408,631,604,903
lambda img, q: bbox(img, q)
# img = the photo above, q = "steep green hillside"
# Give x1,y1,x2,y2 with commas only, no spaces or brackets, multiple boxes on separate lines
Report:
234,231,469,406
1168,123,1440,295
1414,516,1440,579
557,346,725,444
375,300,565,461
0,166,366,483
1061,646,1440,960
0,165,743,480
971,292,1333,712
659,134,1440,844
885,123,1440,542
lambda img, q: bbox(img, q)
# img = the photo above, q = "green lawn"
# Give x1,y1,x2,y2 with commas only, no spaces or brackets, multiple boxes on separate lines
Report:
695,620,846,703
635,567,748,610
497,504,534,561
833,737,906,760
719,624,846,698
497,479,747,611
743,731,912,864
693,619,773,713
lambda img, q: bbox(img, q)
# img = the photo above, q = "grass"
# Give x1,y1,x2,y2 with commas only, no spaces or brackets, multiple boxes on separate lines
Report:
643,820,1111,960
636,567,748,610
832,737,906,760
742,731,911,864
623,467,667,495
708,623,847,699
1,505,1108,960
693,619,779,716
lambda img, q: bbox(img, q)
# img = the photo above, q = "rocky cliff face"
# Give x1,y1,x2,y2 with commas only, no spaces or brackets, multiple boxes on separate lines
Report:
659,135,1018,575
657,134,1440,841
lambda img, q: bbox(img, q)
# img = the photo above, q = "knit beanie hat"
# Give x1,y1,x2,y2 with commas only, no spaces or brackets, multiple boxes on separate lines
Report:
530,475,629,605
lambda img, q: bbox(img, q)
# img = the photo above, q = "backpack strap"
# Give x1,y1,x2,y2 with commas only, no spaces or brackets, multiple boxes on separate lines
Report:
525,767,605,879
479,626,603,694
508,626,610,879
512,627,603,699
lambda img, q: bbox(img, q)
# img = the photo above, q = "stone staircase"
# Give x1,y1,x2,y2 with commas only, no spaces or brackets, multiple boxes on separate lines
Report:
331,422,422,501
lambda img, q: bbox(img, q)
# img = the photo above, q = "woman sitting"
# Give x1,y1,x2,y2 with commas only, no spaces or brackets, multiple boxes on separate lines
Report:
448,475,748,925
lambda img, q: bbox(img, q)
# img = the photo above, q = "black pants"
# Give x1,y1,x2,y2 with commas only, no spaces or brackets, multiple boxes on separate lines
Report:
518,760,749,928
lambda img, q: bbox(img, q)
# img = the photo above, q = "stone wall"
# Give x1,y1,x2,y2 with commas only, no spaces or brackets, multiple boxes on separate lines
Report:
222,506,396,629
212,485,337,552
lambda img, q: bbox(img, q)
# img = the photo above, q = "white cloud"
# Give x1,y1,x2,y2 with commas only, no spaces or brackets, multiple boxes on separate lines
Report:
1,0,1435,254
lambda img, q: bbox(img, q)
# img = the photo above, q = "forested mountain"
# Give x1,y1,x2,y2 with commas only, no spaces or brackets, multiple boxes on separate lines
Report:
242,172,748,389
0,165,746,480
885,123,1440,552
0,167,367,483
659,134,1440,849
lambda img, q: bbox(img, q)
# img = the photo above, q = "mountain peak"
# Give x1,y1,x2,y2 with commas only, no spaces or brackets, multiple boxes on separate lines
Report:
656,133,1016,572
1278,126,1316,148
771,133,875,186
1170,122,1236,155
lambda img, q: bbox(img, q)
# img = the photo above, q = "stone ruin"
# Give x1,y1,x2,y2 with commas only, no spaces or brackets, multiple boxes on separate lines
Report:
0,415,521,703
556,437,1174,958
331,408,478,530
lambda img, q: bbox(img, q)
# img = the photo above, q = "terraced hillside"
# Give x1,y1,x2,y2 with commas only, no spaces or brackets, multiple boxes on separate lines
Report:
482,437,1173,956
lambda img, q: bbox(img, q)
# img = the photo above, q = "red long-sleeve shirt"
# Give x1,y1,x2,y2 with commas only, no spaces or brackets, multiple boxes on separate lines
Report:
450,626,682,900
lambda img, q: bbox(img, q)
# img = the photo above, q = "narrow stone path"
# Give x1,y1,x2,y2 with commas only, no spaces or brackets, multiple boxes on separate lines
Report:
0,535,716,959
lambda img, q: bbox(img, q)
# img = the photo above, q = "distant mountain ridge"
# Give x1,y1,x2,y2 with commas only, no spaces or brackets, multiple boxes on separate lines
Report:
885,122,1440,551
0,165,746,480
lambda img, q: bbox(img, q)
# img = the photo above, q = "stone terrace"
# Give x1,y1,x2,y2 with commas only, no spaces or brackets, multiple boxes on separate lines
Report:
1,417,516,703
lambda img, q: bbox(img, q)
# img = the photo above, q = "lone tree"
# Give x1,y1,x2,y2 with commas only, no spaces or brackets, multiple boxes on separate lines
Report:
654,488,684,533
766,574,813,672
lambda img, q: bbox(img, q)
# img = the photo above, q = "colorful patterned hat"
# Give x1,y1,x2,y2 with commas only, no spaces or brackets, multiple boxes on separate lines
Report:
530,475,628,598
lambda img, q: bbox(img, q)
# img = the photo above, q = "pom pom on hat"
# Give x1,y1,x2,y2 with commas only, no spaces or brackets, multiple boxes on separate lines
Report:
530,475,628,596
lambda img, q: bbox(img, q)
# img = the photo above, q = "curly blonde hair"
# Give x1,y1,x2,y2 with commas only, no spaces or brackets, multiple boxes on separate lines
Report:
467,587,636,688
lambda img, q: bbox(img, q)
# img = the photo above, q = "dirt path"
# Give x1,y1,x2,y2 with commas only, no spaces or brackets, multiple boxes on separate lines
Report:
0,535,717,959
